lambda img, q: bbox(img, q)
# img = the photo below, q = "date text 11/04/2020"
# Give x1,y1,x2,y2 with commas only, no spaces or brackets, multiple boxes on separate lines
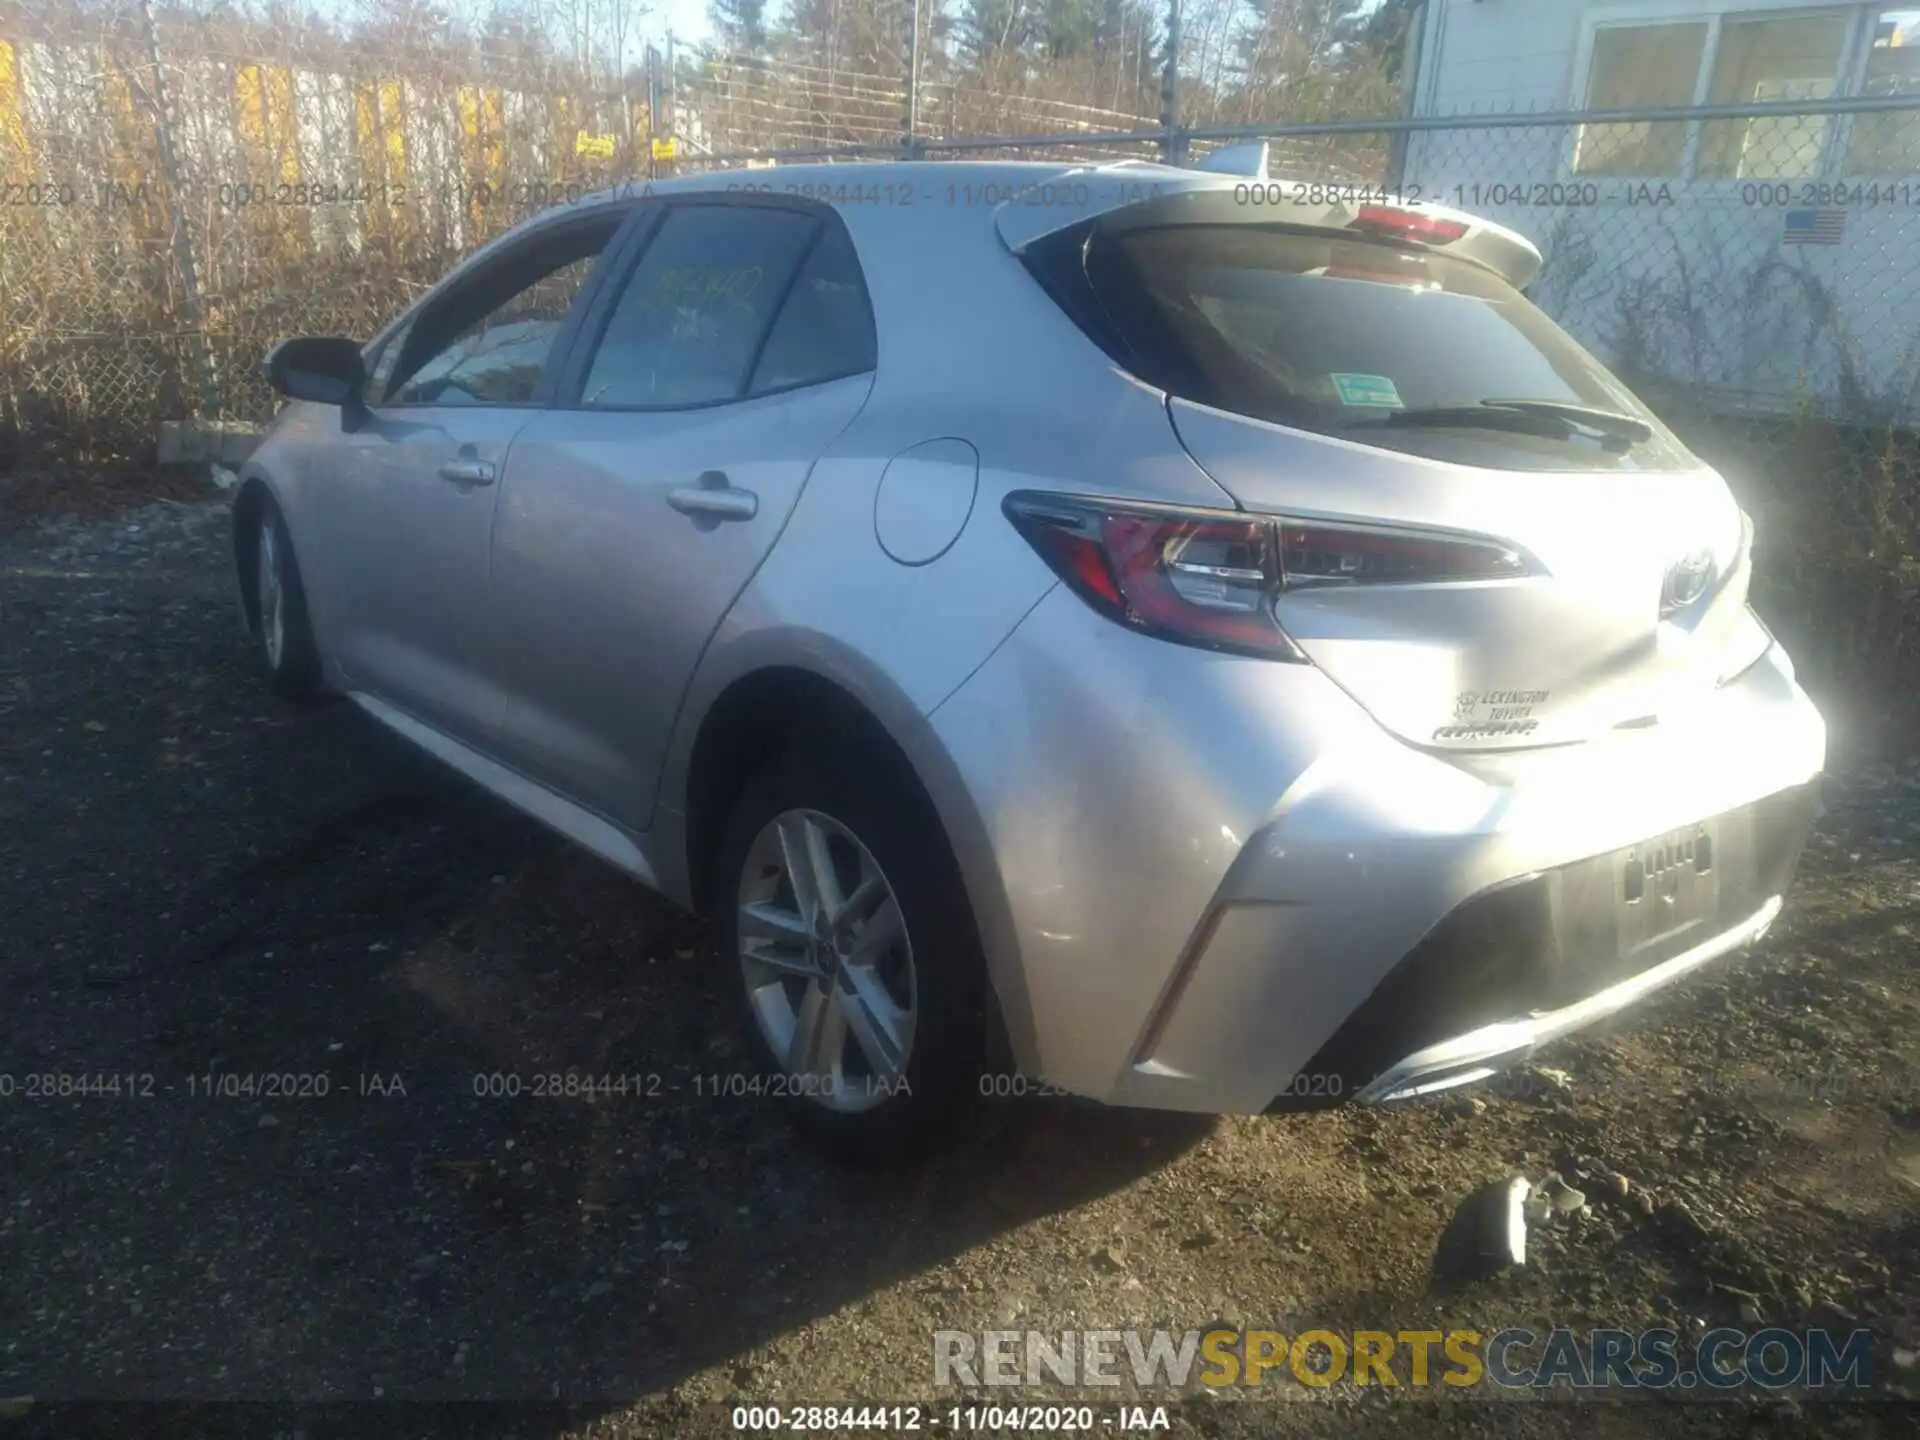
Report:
468,1070,912,1101
1229,181,1680,209
180,178,1125,211
17,178,1920,214
0,178,631,211
730,1405,1174,1432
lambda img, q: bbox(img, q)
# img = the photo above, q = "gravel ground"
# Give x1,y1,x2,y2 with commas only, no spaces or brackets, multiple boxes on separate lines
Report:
1,492,1916,1440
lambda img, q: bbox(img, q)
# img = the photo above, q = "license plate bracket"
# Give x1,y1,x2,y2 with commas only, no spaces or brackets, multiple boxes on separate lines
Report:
1615,818,1723,962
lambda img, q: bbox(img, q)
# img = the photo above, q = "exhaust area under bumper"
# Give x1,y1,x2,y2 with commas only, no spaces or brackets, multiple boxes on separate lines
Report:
1353,892,1783,1104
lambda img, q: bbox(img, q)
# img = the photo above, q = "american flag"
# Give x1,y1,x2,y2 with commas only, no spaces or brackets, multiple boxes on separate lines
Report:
1782,209,1847,246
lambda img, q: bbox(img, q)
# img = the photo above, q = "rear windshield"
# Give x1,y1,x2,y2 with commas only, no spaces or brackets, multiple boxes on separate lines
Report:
1041,221,1694,472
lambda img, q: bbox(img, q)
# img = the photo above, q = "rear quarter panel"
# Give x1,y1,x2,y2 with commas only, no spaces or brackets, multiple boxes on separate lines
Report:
654,193,1236,1073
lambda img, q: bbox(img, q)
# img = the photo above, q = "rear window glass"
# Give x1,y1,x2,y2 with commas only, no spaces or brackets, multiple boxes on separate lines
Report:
1059,223,1693,471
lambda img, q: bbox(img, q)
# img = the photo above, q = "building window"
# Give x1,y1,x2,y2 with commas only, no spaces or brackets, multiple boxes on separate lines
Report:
1573,5,1920,179
1572,22,1709,175
1697,13,1851,178
1844,6,1920,173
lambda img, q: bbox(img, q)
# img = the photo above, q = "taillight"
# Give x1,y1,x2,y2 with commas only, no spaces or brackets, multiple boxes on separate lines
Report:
1005,494,1298,657
1004,493,1534,660
1278,522,1528,588
1349,205,1469,244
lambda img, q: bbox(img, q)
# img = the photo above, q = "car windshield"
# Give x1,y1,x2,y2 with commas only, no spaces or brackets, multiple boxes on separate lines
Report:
1072,223,1695,471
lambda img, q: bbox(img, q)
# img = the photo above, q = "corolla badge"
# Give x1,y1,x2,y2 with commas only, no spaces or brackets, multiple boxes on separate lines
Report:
1659,548,1716,616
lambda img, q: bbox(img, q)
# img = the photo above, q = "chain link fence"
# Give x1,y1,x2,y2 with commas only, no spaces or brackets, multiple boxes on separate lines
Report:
0,2,1441,457
673,93,1920,425
2,5,1918,721
1371,96,1920,707
4,11,1917,441
1,0,663,456
1395,99,1920,430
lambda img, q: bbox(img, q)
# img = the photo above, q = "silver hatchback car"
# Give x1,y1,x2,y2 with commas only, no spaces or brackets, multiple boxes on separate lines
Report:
238,158,1825,1156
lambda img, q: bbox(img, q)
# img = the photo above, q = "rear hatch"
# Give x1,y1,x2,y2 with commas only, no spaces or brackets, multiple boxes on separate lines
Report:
1015,184,1769,753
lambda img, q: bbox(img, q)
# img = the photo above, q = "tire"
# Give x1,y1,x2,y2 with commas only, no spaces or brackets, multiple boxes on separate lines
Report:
713,739,989,1163
248,493,324,701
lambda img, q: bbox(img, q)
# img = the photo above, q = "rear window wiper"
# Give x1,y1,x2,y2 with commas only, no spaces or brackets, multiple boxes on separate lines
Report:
1342,398,1652,450
1477,398,1654,445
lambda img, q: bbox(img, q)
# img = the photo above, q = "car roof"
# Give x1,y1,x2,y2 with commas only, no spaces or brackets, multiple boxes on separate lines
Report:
559,160,1539,280
471,160,1159,277
484,156,1541,304
574,159,1169,207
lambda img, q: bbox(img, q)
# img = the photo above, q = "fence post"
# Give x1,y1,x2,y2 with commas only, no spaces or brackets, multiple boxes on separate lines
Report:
902,0,922,160
138,0,219,423
665,29,677,175
646,44,660,180
1160,0,1184,167
1386,1,1428,191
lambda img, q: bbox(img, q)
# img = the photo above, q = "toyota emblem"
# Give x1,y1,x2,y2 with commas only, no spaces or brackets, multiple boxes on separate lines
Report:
1660,548,1716,616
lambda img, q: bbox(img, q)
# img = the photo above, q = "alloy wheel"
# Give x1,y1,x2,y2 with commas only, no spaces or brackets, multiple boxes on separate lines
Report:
736,808,917,1113
257,520,285,670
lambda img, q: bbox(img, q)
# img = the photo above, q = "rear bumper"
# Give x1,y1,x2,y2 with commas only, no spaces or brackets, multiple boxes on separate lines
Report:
924,584,1826,1113
1290,776,1820,1106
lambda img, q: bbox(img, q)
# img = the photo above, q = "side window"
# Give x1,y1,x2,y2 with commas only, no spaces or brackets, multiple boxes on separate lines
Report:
579,205,818,408
748,222,876,395
361,317,413,401
383,213,623,406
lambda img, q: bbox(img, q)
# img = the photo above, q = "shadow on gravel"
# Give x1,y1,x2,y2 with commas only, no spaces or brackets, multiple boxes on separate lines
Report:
0,593,1213,1431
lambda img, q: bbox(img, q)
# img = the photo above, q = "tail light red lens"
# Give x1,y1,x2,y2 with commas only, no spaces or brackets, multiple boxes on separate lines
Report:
1004,493,1534,660
1005,495,1300,658
1102,512,1287,651
1349,205,1470,244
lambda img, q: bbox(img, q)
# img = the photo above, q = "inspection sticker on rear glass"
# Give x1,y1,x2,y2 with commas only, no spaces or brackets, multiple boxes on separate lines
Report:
1331,373,1404,408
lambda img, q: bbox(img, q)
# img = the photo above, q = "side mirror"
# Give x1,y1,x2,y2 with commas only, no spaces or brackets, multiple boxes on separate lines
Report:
265,336,369,428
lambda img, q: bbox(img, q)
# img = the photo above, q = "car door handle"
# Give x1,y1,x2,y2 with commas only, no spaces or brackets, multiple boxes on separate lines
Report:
437,459,496,487
667,472,758,522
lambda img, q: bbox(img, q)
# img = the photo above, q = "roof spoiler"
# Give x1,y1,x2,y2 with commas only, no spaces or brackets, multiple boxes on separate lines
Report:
996,167,1546,292
1191,141,1269,180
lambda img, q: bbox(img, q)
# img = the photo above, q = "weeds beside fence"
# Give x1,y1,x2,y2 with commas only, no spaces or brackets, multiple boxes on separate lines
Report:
1669,407,1920,739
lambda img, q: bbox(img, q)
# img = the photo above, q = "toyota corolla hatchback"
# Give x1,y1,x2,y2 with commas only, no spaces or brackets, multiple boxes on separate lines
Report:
237,158,1824,1157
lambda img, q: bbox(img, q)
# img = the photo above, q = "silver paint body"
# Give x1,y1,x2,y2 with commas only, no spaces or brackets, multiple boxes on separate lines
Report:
242,160,1826,1113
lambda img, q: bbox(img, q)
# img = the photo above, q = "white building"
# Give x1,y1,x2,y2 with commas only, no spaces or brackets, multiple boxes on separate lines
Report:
1403,1,1920,421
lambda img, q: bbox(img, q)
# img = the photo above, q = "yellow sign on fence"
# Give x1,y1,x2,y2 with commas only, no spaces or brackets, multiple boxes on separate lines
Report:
651,136,677,161
575,131,617,158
